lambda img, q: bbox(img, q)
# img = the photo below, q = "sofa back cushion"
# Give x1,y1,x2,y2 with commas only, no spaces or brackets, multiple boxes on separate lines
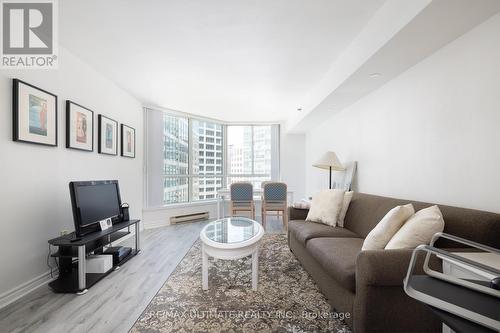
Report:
362,204,415,250
344,192,500,248
385,205,445,249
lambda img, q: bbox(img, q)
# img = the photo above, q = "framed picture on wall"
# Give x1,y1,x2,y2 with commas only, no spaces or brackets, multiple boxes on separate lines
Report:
66,101,94,152
13,79,58,146
120,124,135,158
98,115,118,155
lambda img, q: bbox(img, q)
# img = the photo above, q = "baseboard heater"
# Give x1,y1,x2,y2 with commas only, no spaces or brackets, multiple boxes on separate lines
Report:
170,212,209,224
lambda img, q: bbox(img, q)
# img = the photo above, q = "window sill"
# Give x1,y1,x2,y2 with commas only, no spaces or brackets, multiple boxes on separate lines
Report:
143,200,219,212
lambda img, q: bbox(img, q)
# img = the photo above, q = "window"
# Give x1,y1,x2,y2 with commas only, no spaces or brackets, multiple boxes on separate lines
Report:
157,116,225,204
145,108,280,207
191,119,224,201
226,125,273,188
162,114,189,204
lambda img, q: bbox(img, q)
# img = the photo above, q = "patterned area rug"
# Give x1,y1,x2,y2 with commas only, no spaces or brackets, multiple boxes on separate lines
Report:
131,234,351,333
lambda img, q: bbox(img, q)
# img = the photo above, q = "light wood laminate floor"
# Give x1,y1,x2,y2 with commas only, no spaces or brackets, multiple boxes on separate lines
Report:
0,217,286,333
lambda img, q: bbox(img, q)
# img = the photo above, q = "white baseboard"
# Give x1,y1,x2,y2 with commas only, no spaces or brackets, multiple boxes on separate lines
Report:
0,231,139,311
144,216,266,230
0,268,58,310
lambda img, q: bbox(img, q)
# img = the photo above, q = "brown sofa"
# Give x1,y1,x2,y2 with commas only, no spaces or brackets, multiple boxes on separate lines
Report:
288,192,500,333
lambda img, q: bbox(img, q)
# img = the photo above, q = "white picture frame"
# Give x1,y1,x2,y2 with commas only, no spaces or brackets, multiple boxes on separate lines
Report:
99,218,112,231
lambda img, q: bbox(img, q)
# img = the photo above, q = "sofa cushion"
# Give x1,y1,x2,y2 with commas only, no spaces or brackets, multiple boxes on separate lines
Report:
338,191,354,227
362,204,415,250
306,237,363,292
289,220,361,246
386,205,445,249
306,189,345,226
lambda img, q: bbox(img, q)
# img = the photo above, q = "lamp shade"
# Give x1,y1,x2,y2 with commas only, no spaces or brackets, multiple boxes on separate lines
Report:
313,151,345,171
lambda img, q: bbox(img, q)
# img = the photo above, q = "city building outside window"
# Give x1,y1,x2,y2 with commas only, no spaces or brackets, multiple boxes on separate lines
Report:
147,108,279,207
191,119,224,201
163,114,189,204
227,125,272,188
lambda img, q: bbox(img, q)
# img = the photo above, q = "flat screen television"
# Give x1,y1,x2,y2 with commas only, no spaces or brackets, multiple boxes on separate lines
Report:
69,180,122,236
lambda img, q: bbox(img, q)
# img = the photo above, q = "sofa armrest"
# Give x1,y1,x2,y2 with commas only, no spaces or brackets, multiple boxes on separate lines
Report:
356,249,433,287
288,207,309,220
354,249,442,333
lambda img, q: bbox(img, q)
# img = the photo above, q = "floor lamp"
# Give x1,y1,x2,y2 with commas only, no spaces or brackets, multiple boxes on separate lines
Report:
313,151,345,189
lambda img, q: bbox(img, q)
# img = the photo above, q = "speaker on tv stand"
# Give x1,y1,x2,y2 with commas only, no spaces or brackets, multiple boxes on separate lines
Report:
120,203,130,222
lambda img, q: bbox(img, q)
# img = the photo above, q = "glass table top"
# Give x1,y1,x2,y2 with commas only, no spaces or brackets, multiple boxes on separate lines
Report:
203,217,259,244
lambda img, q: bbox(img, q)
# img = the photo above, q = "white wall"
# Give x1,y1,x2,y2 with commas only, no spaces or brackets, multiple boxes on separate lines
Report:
281,132,306,201
0,47,143,303
305,12,500,213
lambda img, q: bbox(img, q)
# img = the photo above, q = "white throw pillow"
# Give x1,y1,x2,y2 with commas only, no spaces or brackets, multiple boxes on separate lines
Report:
306,189,346,227
337,191,354,227
385,205,445,249
362,204,415,251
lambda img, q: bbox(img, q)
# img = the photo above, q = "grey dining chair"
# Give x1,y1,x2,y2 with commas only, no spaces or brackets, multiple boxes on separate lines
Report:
229,182,255,219
261,182,288,231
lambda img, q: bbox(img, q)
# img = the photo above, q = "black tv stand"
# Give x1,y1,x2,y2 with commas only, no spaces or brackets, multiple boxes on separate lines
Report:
48,219,141,294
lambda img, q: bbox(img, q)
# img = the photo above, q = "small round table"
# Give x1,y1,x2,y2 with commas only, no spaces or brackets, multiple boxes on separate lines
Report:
200,217,264,290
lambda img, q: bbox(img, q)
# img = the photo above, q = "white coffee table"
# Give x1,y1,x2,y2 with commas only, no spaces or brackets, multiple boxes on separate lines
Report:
200,217,264,290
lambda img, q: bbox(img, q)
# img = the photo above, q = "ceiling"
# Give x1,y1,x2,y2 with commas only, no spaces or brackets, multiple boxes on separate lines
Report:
287,0,500,132
59,0,385,122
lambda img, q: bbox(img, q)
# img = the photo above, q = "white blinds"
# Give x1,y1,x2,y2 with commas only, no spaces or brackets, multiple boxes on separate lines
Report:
144,108,165,207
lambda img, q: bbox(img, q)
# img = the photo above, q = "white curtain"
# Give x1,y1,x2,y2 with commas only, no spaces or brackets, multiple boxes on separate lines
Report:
144,108,165,207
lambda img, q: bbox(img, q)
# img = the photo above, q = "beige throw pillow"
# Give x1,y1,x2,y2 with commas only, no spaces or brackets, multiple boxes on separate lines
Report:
385,205,445,249
362,204,415,251
306,189,346,227
338,191,354,227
